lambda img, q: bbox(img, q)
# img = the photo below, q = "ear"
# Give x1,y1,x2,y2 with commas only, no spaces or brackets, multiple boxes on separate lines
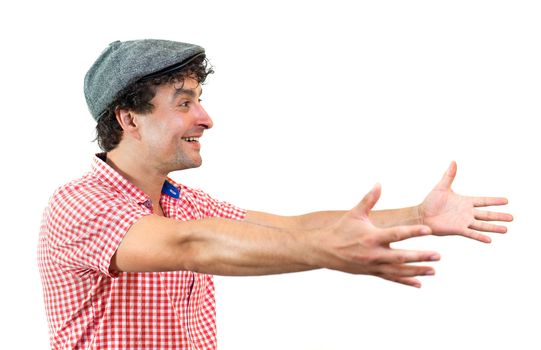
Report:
115,108,142,141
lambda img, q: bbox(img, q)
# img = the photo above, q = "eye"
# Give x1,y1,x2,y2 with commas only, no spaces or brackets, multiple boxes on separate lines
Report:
179,99,201,108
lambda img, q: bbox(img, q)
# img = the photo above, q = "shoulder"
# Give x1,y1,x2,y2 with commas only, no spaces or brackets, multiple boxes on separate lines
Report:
173,181,246,220
48,173,133,218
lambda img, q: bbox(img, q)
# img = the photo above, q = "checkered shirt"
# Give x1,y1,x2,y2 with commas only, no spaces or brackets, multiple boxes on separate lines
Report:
38,154,246,349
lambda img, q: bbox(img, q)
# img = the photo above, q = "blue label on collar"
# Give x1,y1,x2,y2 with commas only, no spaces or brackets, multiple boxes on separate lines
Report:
161,181,180,199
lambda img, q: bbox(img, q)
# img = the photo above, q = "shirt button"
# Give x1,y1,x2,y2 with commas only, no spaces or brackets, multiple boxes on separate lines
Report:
143,200,153,210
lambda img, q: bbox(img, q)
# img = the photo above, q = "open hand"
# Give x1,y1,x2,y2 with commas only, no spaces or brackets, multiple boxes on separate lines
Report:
419,161,513,243
323,184,440,288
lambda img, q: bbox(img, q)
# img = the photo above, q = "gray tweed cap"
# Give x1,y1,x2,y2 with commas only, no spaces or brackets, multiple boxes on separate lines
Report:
84,39,205,121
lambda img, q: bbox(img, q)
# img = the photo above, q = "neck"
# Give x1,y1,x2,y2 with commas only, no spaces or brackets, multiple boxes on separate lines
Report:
105,147,167,206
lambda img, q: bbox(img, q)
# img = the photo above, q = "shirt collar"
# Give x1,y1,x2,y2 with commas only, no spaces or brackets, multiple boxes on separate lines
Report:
91,153,181,203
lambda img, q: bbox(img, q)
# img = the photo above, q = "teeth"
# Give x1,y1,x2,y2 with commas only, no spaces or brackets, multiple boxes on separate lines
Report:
182,137,199,142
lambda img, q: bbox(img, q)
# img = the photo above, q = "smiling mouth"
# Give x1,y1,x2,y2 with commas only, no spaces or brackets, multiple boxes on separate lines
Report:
181,137,200,142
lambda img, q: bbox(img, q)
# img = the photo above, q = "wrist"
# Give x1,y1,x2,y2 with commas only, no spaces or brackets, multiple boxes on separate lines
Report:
302,227,332,269
415,204,424,225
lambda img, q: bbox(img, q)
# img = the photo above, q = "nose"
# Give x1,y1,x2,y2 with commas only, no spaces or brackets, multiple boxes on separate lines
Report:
197,104,213,130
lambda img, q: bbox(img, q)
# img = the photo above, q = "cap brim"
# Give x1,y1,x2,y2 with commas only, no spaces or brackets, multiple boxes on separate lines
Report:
139,52,206,81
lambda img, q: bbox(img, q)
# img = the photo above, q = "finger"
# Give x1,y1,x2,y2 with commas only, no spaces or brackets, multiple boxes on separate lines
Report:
380,224,432,244
376,264,436,278
472,197,509,207
351,183,382,218
462,228,492,243
379,275,422,288
377,249,441,265
435,161,457,190
474,210,514,222
469,220,507,234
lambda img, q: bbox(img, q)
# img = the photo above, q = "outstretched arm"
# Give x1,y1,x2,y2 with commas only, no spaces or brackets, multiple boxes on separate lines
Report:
245,206,420,231
111,185,439,288
247,162,513,243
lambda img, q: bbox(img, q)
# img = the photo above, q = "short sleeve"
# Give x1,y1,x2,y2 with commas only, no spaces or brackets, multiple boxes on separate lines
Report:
189,188,247,221
45,185,151,278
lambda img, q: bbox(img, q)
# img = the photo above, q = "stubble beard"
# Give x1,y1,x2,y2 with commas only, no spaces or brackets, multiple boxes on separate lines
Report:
170,144,202,171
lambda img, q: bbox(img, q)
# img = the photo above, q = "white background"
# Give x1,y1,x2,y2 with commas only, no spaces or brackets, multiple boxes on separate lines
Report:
1,0,539,349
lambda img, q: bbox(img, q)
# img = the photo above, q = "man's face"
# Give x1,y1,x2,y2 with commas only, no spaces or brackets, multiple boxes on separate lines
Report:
135,77,213,172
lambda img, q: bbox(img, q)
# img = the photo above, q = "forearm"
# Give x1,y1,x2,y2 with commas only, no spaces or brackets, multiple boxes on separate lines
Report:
180,217,320,276
290,206,421,230
371,206,422,228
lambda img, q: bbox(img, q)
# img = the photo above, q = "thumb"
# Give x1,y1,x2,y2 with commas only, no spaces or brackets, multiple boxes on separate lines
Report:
435,161,457,190
351,183,381,219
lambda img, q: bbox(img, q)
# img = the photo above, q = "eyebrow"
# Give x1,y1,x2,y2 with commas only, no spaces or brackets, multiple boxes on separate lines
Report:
172,87,202,100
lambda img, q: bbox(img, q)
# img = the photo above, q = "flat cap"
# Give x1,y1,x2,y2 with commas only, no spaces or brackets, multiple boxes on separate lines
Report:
84,39,205,121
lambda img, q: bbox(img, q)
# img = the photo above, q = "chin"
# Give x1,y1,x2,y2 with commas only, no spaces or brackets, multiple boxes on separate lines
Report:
191,156,203,168
189,161,203,169
174,158,203,171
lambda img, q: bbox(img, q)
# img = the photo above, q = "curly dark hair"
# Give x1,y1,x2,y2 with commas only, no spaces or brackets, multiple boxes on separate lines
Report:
95,54,214,151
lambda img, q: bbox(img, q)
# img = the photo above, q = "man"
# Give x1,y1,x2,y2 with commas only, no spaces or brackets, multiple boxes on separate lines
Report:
38,39,512,349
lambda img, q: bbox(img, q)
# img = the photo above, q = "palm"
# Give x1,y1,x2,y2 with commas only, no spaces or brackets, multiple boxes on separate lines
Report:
421,188,474,235
419,162,512,243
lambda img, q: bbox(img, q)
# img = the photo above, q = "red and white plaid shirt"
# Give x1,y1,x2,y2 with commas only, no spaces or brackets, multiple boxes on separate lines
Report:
38,154,246,349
